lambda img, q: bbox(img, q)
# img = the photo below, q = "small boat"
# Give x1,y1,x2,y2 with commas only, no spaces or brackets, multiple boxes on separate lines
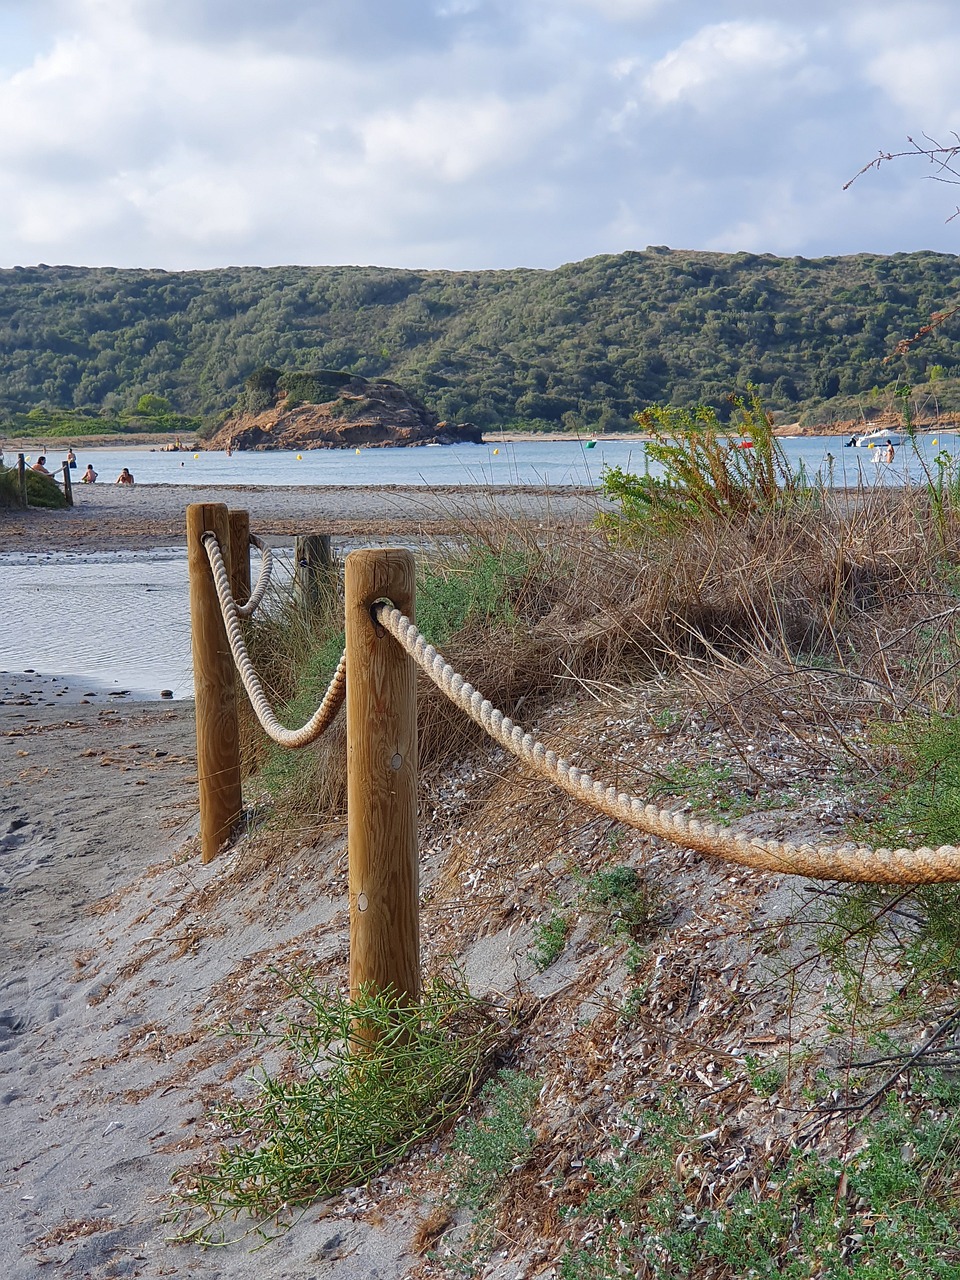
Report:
849,428,907,448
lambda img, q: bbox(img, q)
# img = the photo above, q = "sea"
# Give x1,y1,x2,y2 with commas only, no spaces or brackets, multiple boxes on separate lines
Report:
3,433,958,701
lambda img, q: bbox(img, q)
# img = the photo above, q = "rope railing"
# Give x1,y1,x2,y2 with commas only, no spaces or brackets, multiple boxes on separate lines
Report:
236,533,274,618
201,532,346,748
373,602,960,885
194,519,960,885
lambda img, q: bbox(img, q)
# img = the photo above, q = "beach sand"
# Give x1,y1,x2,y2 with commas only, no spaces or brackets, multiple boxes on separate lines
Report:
1,480,606,553
0,692,428,1278
0,478,608,1276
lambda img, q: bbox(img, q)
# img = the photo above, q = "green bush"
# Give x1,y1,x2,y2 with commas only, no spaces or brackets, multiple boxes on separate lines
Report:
600,389,802,531
172,971,508,1240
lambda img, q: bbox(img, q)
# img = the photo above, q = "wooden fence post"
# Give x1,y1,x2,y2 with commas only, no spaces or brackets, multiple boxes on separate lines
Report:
17,454,26,508
61,461,73,507
345,549,420,1009
186,502,243,863
228,509,251,607
295,534,333,614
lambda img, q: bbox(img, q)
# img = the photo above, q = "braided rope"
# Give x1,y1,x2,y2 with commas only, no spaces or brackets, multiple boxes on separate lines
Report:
374,603,960,884
202,533,346,748
235,533,273,618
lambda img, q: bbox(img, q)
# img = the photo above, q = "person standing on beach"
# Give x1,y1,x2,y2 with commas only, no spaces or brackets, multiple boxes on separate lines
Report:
81,463,98,483
883,440,895,464
66,447,77,468
115,467,134,485
31,456,52,475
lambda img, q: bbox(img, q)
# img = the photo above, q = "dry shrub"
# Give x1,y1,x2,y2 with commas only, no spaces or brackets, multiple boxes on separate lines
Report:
235,482,960,846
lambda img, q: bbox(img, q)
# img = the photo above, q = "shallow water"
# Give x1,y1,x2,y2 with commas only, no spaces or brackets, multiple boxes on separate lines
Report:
4,433,960,699
0,549,197,701
15,433,960,489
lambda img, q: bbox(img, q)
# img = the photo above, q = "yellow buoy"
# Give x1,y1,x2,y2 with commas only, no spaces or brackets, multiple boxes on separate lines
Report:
933,438,939,445
194,453,199,459
355,448,360,455
493,448,499,455
296,454,302,461
867,442,875,449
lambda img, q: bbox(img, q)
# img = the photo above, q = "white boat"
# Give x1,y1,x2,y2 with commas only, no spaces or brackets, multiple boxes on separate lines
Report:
849,427,907,448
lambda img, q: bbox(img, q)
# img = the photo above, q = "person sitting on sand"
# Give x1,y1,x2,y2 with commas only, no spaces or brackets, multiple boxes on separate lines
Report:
81,464,98,483
115,467,135,485
31,456,52,475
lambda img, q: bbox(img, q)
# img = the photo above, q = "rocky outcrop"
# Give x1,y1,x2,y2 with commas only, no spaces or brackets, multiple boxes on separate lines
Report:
207,375,483,451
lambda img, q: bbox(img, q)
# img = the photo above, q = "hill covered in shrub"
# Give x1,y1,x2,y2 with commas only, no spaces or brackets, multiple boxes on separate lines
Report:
2,248,960,432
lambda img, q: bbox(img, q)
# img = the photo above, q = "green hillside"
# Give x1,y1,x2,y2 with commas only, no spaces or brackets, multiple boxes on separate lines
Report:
2,248,960,433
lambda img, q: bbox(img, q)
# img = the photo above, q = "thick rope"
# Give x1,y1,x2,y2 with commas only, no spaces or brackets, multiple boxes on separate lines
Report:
375,603,960,885
202,533,346,748
235,533,273,618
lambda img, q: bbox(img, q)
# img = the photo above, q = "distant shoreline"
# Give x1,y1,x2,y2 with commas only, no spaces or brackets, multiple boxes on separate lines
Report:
4,424,958,460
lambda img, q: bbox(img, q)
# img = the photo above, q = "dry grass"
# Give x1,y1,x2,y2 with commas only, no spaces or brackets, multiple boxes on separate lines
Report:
233,482,960,858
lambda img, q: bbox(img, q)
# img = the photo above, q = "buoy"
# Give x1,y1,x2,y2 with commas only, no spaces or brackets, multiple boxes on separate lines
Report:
933,438,939,445
296,454,302,461
585,440,596,449
493,448,499,455
355,448,360,455
867,442,875,449
194,453,199,459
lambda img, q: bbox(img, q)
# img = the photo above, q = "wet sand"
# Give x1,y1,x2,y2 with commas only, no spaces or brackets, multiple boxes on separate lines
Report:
1,481,606,553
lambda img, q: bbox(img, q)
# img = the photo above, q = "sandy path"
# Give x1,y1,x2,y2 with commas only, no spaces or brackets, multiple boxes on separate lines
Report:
0,699,417,1278
2,481,606,552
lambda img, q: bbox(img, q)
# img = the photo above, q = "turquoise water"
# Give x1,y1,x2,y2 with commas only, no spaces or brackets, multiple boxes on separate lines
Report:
15,433,960,489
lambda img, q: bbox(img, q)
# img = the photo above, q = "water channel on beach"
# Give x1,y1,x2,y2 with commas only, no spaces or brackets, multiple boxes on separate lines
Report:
3,433,959,700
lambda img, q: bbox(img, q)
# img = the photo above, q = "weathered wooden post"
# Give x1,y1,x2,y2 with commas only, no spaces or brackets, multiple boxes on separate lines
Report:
61,461,73,507
344,549,420,1009
228,509,251,607
295,534,333,614
16,453,26,508
186,502,243,863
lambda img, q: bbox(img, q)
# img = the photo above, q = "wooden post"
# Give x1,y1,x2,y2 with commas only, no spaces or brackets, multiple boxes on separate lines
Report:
61,461,73,507
295,534,333,614
345,549,420,1009
186,502,243,863
17,454,26,508
228,509,251,607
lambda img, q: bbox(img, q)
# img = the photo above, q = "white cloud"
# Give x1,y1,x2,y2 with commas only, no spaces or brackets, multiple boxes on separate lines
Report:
0,0,958,268
643,20,806,108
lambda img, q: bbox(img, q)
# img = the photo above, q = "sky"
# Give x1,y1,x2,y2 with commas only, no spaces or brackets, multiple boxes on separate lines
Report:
1,0,959,271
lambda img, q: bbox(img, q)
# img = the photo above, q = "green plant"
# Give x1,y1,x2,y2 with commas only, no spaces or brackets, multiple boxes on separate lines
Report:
656,760,755,817
171,971,508,1242
560,1086,960,1279
743,1052,784,1097
448,1069,541,1212
531,910,570,970
439,1070,541,1272
416,545,531,649
581,865,668,945
599,389,802,531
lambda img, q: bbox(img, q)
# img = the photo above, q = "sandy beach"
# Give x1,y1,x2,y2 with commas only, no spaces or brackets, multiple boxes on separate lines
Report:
0,690,441,1279
0,479,598,1277
1,480,605,553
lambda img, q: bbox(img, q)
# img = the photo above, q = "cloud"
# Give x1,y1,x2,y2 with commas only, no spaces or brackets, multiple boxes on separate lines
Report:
0,0,960,268
642,20,806,108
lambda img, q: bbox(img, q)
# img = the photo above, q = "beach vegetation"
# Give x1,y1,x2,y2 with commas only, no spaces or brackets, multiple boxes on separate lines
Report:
558,1084,960,1279
171,970,511,1241
0,461,69,508
211,454,960,1267
598,389,804,531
